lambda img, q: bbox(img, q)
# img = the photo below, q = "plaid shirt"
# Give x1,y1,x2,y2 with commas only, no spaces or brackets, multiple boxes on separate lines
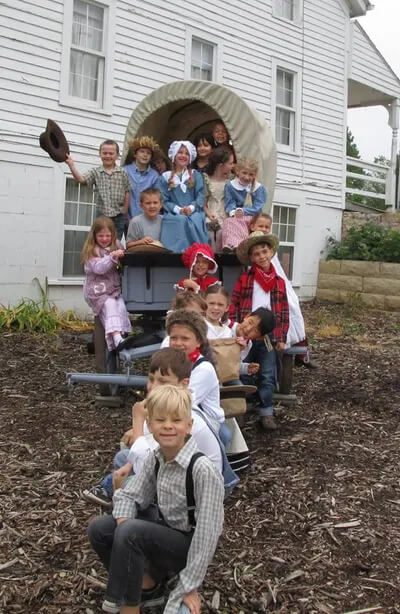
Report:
84,165,130,217
229,269,289,344
113,437,224,614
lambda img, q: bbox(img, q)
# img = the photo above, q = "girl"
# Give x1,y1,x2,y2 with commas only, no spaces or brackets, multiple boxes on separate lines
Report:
204,146,235,251
175,243,220,293
166,309,225,434
159,140,208,252
222,158,268,251
212,121,230,146
151,148,170,174
204,285,232,339
81,217,131,351
249,212,312,365
192,132,214,172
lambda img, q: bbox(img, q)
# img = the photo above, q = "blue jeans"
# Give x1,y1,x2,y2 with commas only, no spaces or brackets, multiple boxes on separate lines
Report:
88,514,192,606
241,341,277,417
101,448,131,497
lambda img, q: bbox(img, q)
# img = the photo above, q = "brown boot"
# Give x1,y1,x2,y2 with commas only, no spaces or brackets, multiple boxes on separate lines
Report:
260,415,278,431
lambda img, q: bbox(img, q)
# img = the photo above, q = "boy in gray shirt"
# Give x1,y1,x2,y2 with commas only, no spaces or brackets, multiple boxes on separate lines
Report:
126,188,163,249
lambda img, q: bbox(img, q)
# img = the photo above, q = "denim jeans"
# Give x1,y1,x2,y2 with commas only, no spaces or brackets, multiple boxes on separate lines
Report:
87,514,192,606
241,340,277,417
101,448,131,497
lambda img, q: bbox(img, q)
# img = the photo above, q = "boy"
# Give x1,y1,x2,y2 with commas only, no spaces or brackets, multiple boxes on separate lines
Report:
229,232,289,431
126,188,163,250
66,140,130,240
124,136,160,218
88,384,224,614
83,348,223,508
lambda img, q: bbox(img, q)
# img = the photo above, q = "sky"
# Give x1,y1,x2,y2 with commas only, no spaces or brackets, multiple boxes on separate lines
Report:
347,0,400,161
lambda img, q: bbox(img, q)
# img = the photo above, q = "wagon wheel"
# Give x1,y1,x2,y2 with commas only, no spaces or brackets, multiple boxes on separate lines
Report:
93,317,120,397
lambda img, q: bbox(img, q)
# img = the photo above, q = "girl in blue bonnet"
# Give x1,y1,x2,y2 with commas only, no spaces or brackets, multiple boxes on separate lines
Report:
158,141,208,253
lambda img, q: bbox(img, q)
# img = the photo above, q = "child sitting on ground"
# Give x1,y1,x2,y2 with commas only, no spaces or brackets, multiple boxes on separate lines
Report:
88,385,224,614
83,348,225,508
124,136,160,218
175,243,220,293
222,158,267,251
66,140,130,240
230,232,289,431
126,188,163,250
81,217,132,352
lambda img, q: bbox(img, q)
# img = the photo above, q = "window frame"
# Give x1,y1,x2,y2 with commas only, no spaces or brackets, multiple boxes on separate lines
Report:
185,27,222,82
271,59,302,155
272,0,303,25
272,203,299,283
60,0,115,115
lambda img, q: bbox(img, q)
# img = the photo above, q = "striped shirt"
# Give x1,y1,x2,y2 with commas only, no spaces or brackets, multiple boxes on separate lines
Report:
113,437,224,614
83,165,130,217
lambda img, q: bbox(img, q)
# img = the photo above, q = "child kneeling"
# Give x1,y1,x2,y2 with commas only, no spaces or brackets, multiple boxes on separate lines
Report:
88,385,224,614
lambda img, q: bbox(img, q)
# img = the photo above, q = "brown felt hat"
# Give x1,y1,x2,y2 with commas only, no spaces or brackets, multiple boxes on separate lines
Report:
39,119,70,163
236,231,279,265
126,240,168,253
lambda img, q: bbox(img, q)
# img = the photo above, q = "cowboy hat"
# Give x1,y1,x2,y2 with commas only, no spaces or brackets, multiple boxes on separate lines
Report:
236,231,279,265
39,119,70,163
126,240,168,253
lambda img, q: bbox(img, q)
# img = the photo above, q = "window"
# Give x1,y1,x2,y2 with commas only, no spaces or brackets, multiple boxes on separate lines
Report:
272,205,297,279
276,69,296,147
272,0,302,22
63,178,97,276
60,0,115,113
191,38,215,81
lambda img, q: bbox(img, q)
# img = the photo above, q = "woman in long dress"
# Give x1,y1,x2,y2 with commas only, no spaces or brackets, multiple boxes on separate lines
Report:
203,146,235,252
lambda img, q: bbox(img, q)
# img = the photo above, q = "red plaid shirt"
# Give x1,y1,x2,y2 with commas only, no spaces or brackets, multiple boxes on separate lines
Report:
228,269,289,344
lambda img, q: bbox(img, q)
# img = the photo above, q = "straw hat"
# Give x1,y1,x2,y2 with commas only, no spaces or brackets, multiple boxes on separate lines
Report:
128,135,160,154
236,231,279,265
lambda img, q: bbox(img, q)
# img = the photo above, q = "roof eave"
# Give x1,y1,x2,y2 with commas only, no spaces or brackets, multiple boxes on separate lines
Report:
348,0,373,18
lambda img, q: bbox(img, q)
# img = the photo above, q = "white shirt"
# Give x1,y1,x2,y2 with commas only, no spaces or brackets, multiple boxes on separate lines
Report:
190,359,225,427
206,320,233,339
251,280,271,311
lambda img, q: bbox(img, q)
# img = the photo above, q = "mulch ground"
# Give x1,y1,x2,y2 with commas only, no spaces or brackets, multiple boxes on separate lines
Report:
1,302,400,614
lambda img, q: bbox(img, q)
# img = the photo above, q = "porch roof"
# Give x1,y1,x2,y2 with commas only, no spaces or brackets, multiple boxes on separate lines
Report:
348,21,400,108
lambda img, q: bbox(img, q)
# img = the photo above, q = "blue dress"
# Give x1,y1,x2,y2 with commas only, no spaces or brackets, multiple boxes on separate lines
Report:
158,169,208,252
224,179,268,216
124,162,159,218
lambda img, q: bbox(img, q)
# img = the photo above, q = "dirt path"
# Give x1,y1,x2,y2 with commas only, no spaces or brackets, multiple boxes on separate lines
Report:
1,303,400,613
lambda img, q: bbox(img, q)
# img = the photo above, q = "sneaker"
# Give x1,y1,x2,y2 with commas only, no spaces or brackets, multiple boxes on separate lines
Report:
141,583,167,608
102,599,119,613
82,485,113,509
260,415,278,431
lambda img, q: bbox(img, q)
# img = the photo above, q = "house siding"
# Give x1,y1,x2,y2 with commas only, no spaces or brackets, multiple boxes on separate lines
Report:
0,0,379,308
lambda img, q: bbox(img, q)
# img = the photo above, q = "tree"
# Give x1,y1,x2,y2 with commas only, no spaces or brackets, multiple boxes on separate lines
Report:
346,129,367,204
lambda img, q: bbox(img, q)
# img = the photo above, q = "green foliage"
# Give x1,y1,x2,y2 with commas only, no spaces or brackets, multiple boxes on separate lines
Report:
327,223,400,263
0,278,91,333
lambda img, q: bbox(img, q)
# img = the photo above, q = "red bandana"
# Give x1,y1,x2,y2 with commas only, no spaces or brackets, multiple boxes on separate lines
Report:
188,348,202,363
251,263,277,294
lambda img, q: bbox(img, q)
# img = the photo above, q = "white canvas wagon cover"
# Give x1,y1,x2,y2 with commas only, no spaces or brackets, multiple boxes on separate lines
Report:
122,80,276,208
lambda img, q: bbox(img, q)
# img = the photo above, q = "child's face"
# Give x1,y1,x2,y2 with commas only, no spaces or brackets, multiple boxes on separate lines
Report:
197,139,213,158
213,123,228,144
192,254,210,278
206,293,228,323
154,158,167,174
95,228,113,248
251,217,272,234
239,315,263,340
237,167,255,186
249,243,274,270
141,195,162,219
169,324,200,355
147,368,187,394
135,147,152,166
148,408,192,456
175,146,190,167
100,144,118,167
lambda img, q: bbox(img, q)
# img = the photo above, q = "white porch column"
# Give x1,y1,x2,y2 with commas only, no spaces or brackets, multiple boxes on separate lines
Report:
385,99,400,210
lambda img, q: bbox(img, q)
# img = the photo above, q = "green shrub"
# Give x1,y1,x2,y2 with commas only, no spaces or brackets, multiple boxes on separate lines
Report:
327,223,400,262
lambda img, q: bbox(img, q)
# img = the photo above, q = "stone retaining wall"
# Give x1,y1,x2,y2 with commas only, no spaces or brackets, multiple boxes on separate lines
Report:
316,260,400,311
342,211,400,238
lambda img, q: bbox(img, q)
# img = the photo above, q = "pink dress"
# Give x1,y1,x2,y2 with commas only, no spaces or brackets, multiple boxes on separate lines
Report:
84,248,131,349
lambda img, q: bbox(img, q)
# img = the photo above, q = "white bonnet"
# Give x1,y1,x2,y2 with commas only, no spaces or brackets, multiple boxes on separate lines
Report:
168,140,197,164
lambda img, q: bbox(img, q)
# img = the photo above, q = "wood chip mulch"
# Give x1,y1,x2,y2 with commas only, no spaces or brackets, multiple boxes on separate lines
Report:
1,302,400,614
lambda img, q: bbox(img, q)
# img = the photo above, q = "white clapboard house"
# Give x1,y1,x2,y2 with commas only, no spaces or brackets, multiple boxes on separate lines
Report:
1,0,399,312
